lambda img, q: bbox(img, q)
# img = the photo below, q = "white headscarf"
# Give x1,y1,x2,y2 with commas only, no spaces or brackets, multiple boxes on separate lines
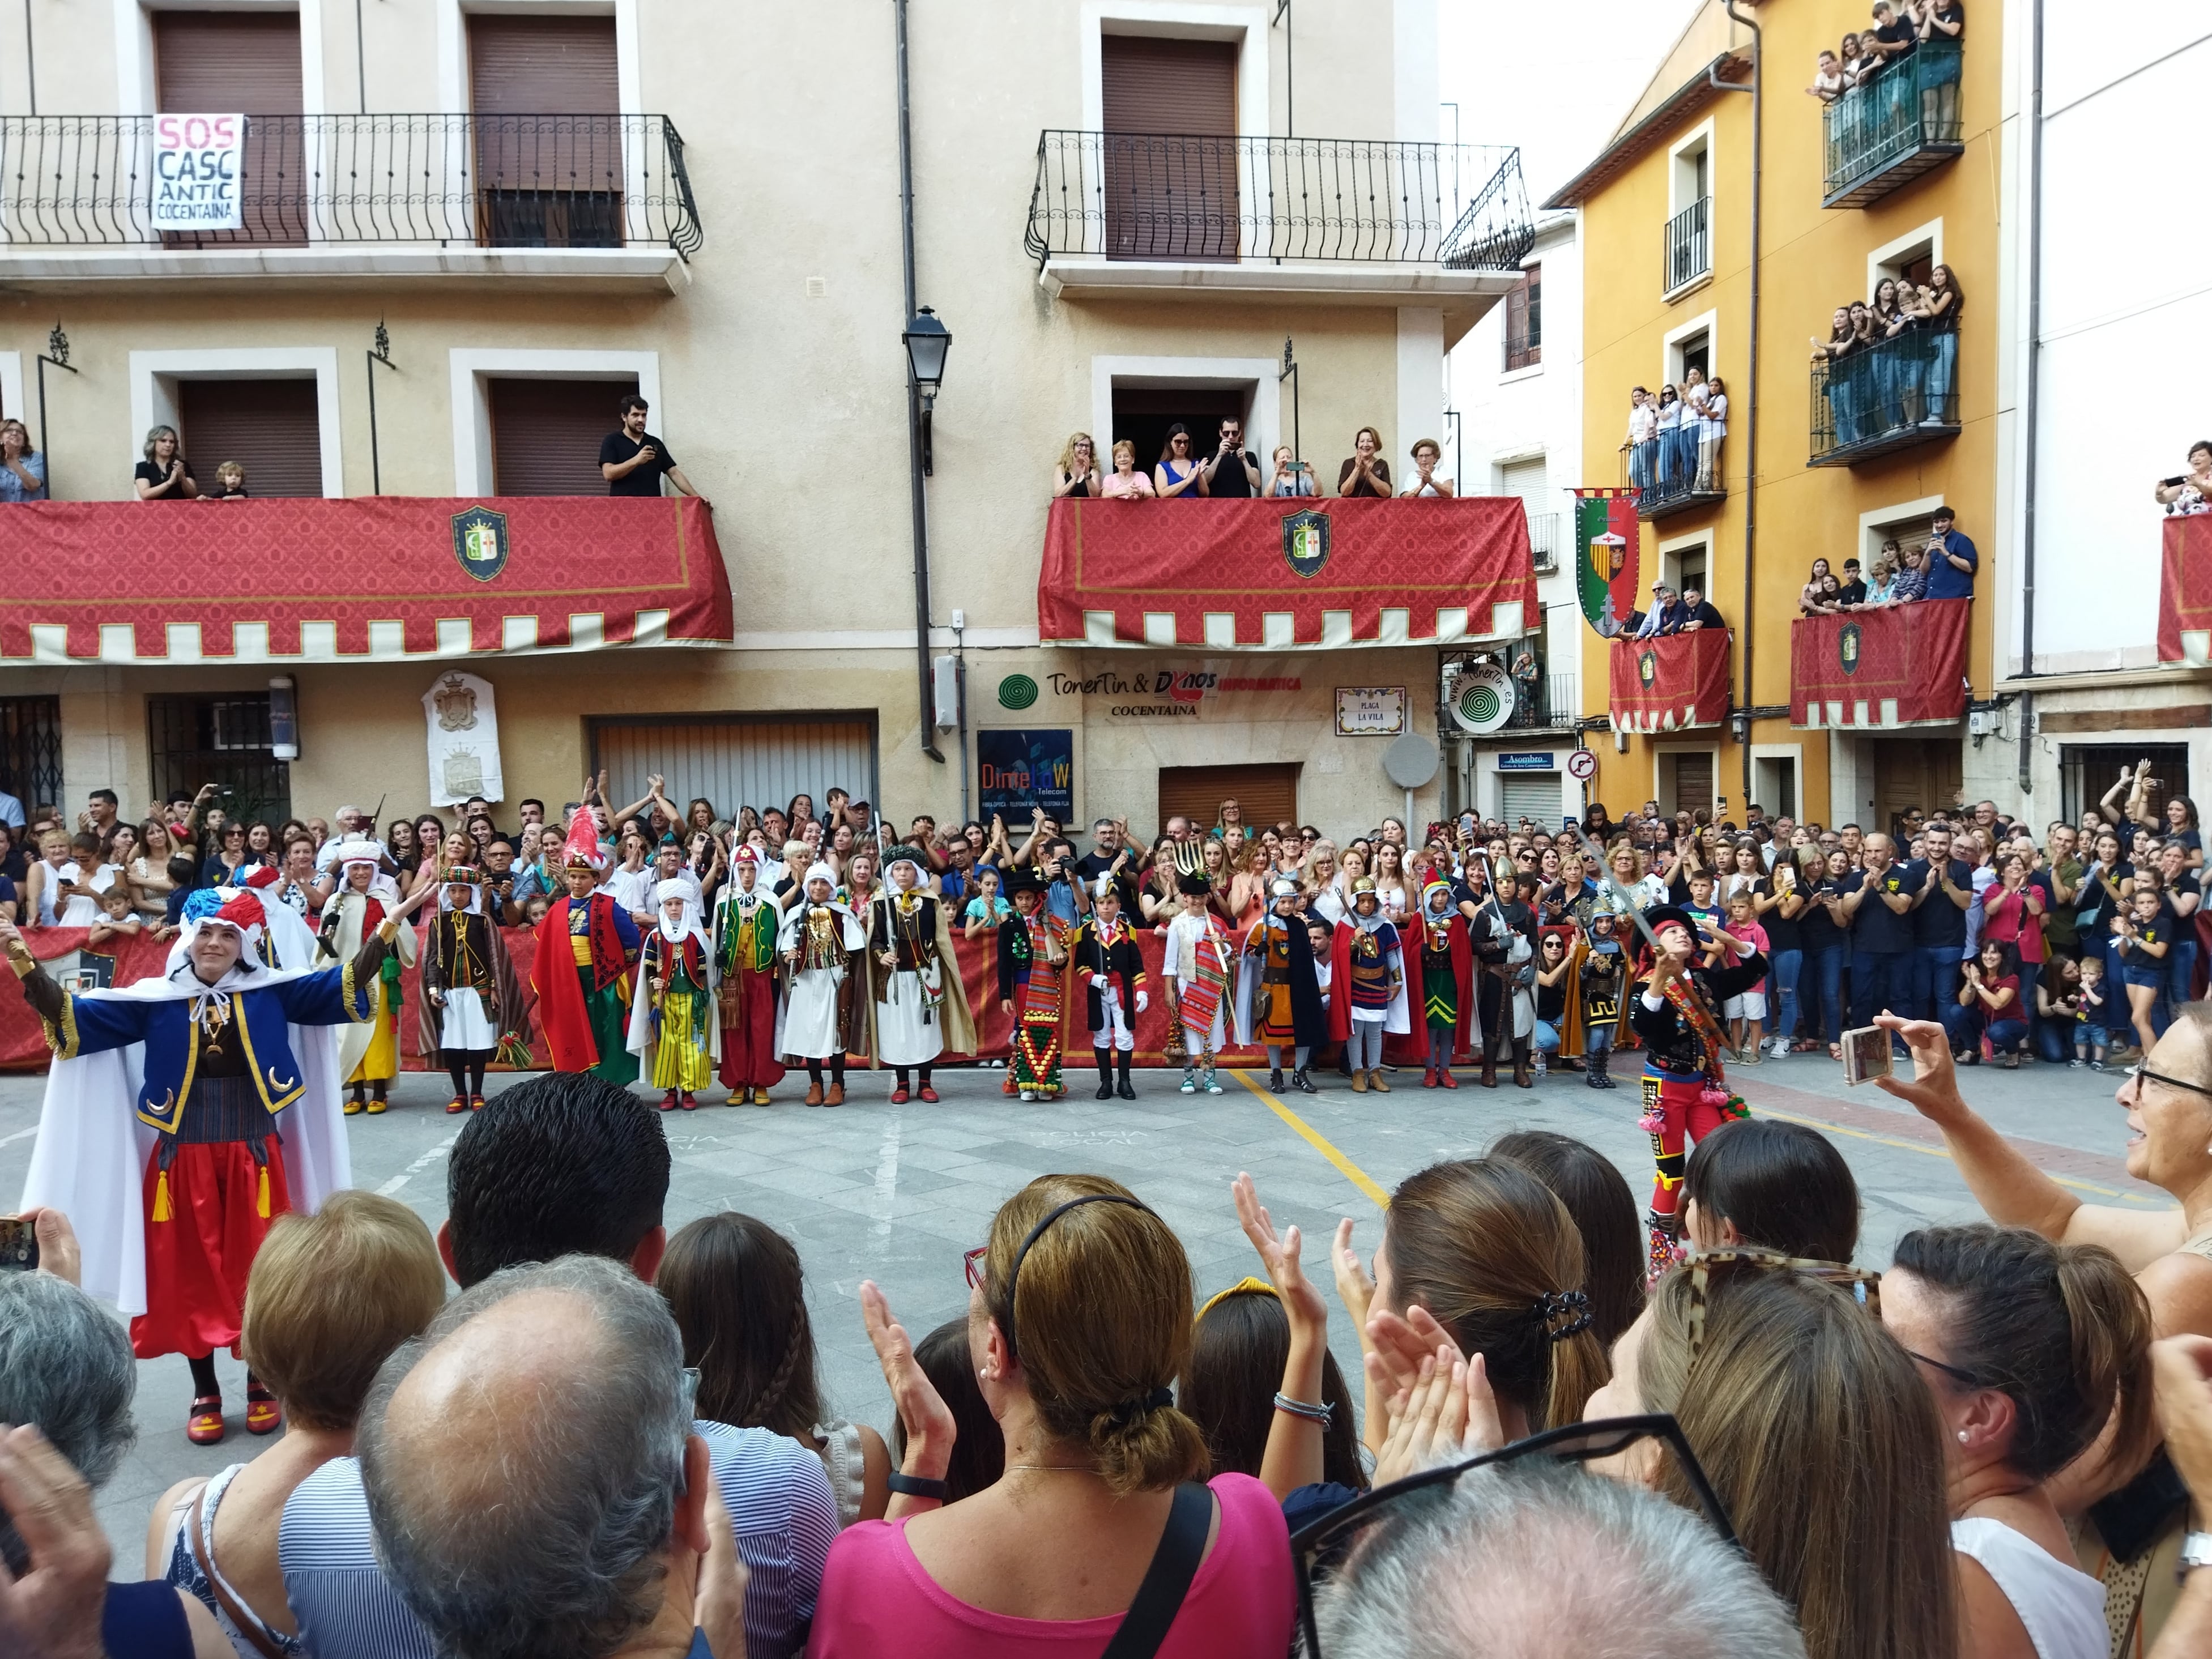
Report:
803,861,839,895
654,876,710,952
438,878,484,916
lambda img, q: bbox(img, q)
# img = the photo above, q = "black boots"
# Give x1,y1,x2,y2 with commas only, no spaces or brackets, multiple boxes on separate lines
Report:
1094,1048,1115,1098
1512,1038,1534,1089
1291,1066,1318,1095
1116,1051,1136,1101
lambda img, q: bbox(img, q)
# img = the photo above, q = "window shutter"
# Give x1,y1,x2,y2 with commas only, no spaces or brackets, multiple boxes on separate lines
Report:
177,378,322,498
1099,36,1238,262
487,377,639,496
155,12,305,246
1669,752,1715,818
467,16,620,114
1156,764,1300,838
467,17,623,246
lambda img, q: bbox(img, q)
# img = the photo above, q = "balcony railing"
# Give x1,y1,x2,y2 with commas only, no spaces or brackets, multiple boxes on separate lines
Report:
1809,327,1960,465
1822,40,1964,208
1504,671,1580,730
0,114,702,254
1663,194,1711,294
1024,132,1533,269
1527,510,1557,572
1622,429,1725,521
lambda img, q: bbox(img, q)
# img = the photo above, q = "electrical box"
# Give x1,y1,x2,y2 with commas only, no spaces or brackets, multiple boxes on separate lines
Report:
932,655,961,730
1967,708,1998,737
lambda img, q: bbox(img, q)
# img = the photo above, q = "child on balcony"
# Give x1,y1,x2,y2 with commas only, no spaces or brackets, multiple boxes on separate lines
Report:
206,460,249,501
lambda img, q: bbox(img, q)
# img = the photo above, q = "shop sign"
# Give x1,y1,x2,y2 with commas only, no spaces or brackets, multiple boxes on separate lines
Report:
978,728,1073,820
1333,686,1406,736
1049,663,1303,720
1496,752,1555,772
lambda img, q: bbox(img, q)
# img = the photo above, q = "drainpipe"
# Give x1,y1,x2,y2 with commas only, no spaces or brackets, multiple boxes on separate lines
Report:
896,0,946,766
2015,0,2045,797
1717,4,1761,809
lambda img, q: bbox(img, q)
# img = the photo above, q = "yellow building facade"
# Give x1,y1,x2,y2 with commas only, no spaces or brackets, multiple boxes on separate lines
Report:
1552,0,2003,831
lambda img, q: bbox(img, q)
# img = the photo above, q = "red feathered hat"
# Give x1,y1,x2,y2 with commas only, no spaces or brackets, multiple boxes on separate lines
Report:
560,805,604,873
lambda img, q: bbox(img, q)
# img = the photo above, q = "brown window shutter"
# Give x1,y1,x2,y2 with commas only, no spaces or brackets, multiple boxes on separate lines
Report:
177,379,322,498
1099,36,1239,262
1156,764,1301,839
488,377,639,496
154,12,304,113
467,17,623,247
468,16,620,113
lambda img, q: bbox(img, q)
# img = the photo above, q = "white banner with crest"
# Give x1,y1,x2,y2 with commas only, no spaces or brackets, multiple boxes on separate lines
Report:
423,671,505,807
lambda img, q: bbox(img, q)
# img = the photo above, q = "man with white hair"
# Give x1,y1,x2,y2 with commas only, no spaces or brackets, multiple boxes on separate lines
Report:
2,877,432,1444
355,1255,747,1659
1309,1459,1806,1659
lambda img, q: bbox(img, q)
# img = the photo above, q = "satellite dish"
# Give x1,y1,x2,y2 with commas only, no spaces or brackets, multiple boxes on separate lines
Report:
1446,660,1515,735
1384,733,1440,789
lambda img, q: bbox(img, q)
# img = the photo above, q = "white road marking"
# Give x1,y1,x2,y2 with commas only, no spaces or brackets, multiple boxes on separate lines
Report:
377,1131,461,1197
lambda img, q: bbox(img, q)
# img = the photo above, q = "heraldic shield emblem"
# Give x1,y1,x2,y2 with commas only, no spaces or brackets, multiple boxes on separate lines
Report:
1638,648,1658,689
450,506,510,583
432,673,479,733
1282,509,1331,579
1839,621,1862,677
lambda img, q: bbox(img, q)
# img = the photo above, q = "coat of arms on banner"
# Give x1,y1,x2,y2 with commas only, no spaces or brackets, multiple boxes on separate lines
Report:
1637,648,1659,689
1572,491,1642,639
432,673,479,732
1839,621,1862,676
1282,509,1331,579
450,506,510,583
442,749,487,797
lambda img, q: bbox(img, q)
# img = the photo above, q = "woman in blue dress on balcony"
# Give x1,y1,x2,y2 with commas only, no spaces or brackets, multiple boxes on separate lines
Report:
1154,424,1203,500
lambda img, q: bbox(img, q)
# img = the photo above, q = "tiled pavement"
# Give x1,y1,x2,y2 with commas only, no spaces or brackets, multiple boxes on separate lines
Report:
0,1046,2162,1571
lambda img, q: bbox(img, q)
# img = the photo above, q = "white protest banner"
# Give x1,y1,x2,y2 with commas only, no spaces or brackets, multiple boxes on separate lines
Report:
151,114,245,232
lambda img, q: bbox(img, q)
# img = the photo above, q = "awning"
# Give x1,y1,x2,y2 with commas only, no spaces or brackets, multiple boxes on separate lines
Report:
1792,599,1968,729
1038,497,1535,651
0,497,732,663
2160,514,2212,668
1609,629,1731,732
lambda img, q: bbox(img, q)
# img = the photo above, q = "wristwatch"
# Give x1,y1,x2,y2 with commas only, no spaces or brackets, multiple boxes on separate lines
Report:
2180,1532,2212,1583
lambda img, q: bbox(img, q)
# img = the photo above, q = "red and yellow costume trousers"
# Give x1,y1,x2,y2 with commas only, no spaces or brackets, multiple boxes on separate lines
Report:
134,1076,292,1361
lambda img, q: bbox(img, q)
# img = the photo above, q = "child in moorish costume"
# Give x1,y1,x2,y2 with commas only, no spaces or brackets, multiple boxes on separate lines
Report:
711,846,785,1106
1572,907,1629,1091
629,879,717,1112
1327,877,1409,1093
1235,878,1329,1096
420,865,526,1115
532,807,643,1086
319,839,415,1116
1162,871,1234,1096
1070,878,1148,1101
778,862,865,1106
996,867,1073,1102
5,883,427,1444
864,845,977,1104
1413,879,1478,1089
1629,903,1766,1278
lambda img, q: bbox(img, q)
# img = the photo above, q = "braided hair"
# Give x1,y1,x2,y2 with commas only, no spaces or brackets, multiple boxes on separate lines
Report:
657,1212,825,1440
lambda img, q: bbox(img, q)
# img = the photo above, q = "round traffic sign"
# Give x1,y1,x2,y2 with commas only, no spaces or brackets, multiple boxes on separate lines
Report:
1566,748,1598,781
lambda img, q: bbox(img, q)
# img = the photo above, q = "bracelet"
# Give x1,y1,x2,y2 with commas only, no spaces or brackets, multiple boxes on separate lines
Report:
885,1472,949,1502
1272,1392,1335,1426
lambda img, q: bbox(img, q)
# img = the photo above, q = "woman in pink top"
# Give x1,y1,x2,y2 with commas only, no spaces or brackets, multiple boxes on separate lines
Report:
808,1174,1294,1659
1101,438,1157,500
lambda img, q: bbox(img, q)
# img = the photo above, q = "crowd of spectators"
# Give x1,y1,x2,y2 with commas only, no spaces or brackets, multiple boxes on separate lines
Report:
1804,0,1966,109
1798,504,1978,615
1618,369,1729,502
1808,263,1964,447
1051,421,1459,503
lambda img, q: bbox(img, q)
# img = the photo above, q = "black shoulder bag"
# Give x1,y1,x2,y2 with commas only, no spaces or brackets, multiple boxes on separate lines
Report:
1098,1482,1213,1659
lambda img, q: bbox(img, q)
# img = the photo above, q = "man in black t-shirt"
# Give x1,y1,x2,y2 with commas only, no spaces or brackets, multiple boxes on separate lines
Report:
1197,418,1260,498
1835,558,1869,608
1903,824,1975,1021
1678,587,1726,632
599,394,709,503
1071,816,1141,915
1864,1,1919,70
1839,831,1915,1047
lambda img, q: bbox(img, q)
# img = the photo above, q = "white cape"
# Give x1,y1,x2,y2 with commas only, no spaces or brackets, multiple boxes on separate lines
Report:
17,963,351,1318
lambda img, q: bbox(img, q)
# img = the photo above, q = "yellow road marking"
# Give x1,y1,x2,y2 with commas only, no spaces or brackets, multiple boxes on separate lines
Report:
1231,1069,1391,1209
1757,1104,2169,1207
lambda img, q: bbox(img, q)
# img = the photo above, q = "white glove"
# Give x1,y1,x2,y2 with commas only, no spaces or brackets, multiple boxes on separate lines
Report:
1136,990,1149,1013
1089,973,1107,990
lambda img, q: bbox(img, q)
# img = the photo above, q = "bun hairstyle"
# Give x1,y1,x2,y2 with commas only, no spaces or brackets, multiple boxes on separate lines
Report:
1380,1159,1609,1429
657,1212,823,1443
1892,1224,2156,1484
1682,1119,1860,1264
984,1175,1208,1495
1488,1130,1646,1351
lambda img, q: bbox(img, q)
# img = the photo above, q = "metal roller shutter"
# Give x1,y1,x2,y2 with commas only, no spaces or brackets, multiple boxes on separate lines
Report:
1498,773,1562,829
1101,36,1238,262
1500,457,1551,569
1156,764,1299,838
154,11,305,246
592,716,880,827
178,378,323,498
488,377,637,496
468,16,620,113
468,16,622,247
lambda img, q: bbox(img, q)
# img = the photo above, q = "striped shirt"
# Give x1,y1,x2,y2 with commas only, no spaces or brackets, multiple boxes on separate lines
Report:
280,1419,837,1659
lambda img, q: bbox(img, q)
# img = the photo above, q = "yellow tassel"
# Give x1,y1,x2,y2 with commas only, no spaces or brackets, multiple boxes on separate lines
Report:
257,1165,271,1219
151,1168,172,1223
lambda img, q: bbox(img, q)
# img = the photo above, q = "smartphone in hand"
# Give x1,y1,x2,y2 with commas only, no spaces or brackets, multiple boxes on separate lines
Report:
1840,1025,1893,1086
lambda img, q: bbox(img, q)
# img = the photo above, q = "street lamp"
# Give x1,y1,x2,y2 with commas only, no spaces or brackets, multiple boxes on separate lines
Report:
902,306,950,475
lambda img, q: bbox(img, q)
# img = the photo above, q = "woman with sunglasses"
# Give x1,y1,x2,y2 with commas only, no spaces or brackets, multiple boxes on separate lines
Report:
1882,1224,2154,1659
814,1174,1295,1658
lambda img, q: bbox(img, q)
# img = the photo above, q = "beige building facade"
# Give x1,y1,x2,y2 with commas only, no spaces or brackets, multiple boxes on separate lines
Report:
0,0,1536,839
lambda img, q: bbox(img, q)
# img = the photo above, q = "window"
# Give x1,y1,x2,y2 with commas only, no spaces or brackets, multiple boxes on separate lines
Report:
1501,457,1552,570
1158,764,1298,838
147,693,291,826
1665,130,1712,293
592,714,880,822
154,10,305,246
1672,329,1711,385
1100,35,1239,262
1752,755,1798,821
1661,541,1708,598
178,378,323,497
468,15,623,248
1660,750,1715,818
1503,266,1541,370
0,696,62,814
2061,744,2190,829
487,377,639,496
1111,385,1247,480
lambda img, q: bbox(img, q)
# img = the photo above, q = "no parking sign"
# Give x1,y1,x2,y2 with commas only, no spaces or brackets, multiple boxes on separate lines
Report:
152,114,245,232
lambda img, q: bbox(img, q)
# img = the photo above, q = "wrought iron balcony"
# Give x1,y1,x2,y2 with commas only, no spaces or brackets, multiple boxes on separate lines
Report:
0,113,702,255
1503,671,1580,731
1809,327,1960,466
1621,431,1725,521
1663,194,1711,295
1822,40,1964,208
1527,510,1557,573
1024,131,1533,268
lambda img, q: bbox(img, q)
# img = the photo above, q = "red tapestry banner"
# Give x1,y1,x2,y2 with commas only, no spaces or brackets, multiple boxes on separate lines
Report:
1791,598,1970,730
1609,629,1732,732
2159,514,2212,667
0,497,732,663
1038,497,1537,651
